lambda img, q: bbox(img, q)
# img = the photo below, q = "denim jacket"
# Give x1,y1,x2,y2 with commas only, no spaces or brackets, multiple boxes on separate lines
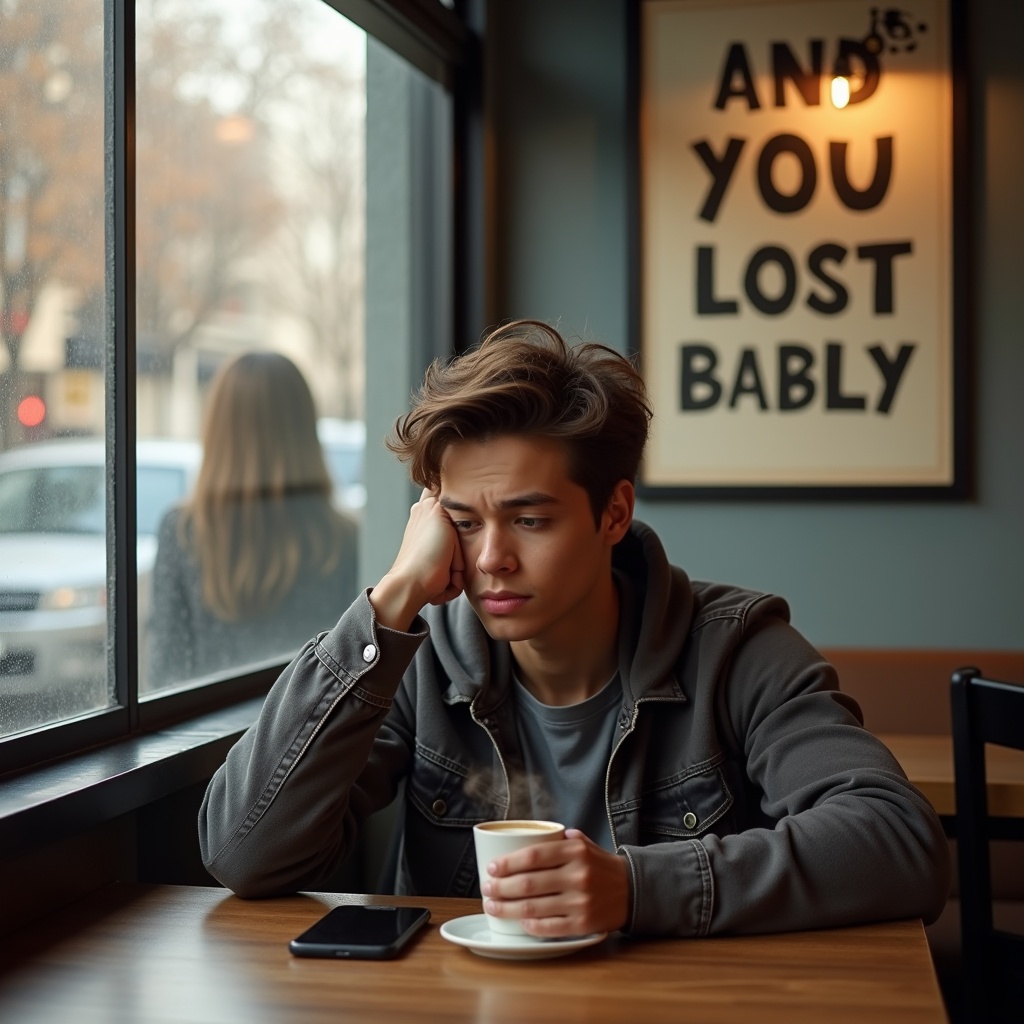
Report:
199,521,950,936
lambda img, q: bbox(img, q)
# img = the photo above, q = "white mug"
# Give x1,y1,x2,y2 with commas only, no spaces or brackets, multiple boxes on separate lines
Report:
472,819,566,936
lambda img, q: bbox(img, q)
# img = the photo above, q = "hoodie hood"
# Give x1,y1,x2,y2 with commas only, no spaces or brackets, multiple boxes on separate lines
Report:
610,520,695,701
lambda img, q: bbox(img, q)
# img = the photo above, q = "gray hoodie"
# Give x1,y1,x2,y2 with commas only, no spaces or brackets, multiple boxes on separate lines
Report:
199,520,950,935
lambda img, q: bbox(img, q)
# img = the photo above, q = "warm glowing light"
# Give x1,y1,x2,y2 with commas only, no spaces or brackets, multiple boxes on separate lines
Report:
17,395,46,427
831,75,851,109
216,114,256,144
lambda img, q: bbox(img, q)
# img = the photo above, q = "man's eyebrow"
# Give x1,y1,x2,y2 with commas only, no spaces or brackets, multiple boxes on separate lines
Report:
439,492,560,513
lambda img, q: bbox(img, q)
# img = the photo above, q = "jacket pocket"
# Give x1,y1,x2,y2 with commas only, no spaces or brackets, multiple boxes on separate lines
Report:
401,746,500,897
407,745,498,827
639,758,734,840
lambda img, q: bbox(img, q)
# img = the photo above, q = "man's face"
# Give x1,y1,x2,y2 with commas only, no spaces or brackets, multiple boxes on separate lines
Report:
438,434,630,649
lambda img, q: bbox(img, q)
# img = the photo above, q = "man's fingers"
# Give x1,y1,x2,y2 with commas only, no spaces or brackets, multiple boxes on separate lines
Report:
488,838,576,877
484,867,564,901
484,893,564,921
450,538,465,572
482,831,630,936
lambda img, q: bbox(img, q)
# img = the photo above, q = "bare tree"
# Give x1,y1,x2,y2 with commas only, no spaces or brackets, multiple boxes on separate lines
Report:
135,0,283,362
0,0,366,446
271,61,365,420
0,0,104,447
226,0,367,420
135,0,366,421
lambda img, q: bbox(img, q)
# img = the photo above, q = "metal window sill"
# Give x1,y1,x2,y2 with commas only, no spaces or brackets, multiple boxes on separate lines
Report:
0,698,263,860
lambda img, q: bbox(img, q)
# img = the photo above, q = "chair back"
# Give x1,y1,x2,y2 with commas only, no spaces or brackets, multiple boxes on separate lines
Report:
951,667,1024,1023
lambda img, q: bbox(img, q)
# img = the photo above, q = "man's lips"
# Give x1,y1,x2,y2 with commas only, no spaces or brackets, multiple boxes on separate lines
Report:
477,592,530,615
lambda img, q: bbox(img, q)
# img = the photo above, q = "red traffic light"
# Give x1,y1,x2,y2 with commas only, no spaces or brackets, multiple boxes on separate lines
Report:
17,395,46,428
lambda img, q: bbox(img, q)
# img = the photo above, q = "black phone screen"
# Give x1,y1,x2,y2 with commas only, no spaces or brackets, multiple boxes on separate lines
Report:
289,905,430,959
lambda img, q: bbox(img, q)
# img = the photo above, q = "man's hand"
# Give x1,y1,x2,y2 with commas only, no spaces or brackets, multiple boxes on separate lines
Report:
480,829,631,937
370,490,465,632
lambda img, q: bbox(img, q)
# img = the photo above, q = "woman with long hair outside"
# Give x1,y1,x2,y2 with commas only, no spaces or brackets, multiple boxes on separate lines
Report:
148,351,359,688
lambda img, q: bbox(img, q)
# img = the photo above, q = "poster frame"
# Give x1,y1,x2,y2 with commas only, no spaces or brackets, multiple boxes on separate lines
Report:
627,0,970,501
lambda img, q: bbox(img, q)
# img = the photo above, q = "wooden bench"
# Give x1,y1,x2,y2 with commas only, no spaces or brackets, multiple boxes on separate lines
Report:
820,648,1024,736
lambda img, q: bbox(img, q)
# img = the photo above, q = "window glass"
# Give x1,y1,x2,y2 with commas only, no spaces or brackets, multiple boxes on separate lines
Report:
0,465,104,534
0,1,106,738
359,39,453,590
0,0,456,755
137,466,189,537
136,0,367,695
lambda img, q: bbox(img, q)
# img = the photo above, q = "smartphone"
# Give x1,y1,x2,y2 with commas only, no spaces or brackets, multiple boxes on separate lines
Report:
288,905,431,960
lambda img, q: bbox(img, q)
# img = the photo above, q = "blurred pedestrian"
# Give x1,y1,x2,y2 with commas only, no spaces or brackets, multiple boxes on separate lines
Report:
148,351,358,687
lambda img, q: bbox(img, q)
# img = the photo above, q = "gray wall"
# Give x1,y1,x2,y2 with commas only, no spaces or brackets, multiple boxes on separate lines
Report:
485,0,1023,650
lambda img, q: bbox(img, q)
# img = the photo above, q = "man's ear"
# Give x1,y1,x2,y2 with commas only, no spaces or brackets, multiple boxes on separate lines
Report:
602,479,635,544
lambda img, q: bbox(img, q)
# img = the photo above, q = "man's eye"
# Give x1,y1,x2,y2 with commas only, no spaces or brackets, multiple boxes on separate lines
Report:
452,519,476,531
517,517,545,528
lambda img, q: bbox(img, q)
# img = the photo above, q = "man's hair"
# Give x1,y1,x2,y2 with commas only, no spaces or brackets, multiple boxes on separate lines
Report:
387,320,652,525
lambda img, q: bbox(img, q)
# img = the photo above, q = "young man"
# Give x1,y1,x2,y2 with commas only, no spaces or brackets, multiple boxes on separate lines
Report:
199,320,949,938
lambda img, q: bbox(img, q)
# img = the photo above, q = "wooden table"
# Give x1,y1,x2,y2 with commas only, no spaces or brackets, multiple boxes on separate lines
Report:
0,884,947,1023
879,733,1024,818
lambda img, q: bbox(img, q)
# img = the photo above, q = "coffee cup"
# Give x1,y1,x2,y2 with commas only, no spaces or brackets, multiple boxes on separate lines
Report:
472,819,566,936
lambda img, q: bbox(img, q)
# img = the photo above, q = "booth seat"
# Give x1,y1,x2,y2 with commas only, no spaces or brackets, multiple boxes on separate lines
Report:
822,648,1024,1022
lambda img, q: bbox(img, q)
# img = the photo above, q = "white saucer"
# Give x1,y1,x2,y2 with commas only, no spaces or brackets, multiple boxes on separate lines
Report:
439,914,607,960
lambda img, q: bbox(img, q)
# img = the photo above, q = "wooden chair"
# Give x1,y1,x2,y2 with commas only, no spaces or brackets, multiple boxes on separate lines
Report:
951,667,1024,1023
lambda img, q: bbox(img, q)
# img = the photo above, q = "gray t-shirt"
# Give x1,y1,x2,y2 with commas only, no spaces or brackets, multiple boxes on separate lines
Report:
512,672,623,851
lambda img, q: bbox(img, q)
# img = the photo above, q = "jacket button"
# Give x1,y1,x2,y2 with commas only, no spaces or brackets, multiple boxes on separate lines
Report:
432,799,447,816
683,811,698,829
362,644,377,663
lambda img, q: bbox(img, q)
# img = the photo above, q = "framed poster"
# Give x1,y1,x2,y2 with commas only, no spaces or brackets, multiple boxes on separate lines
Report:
630,0,968,498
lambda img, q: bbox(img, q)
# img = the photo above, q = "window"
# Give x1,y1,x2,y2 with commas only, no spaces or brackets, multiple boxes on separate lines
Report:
0,0,472,773
135,0,368,696
0,0,106,741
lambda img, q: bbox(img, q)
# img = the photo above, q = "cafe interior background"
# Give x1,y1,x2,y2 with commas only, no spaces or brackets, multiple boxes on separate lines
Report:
0,0,1020,1015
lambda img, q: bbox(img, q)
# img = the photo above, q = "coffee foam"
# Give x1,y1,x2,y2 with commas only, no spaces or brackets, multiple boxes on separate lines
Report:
475,820,563,834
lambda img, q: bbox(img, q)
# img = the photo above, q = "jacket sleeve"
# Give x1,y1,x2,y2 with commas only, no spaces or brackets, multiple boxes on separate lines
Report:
198,589,428,897
620,618,951,936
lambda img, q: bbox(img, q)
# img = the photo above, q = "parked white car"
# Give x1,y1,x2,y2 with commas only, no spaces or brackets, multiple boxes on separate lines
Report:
0,423,363,733
0,438,201,722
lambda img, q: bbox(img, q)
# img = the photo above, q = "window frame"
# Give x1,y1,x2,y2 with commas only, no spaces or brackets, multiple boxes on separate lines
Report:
0,0,481,778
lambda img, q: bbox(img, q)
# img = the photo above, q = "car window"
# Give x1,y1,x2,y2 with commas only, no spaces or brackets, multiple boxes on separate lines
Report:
0,466,105,535
137,467,187,536
0,463,187,536
0,469,37,533
323,444,364,488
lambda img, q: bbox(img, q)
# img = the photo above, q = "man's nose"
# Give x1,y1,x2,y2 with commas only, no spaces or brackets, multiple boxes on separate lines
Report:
476,528,516,574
